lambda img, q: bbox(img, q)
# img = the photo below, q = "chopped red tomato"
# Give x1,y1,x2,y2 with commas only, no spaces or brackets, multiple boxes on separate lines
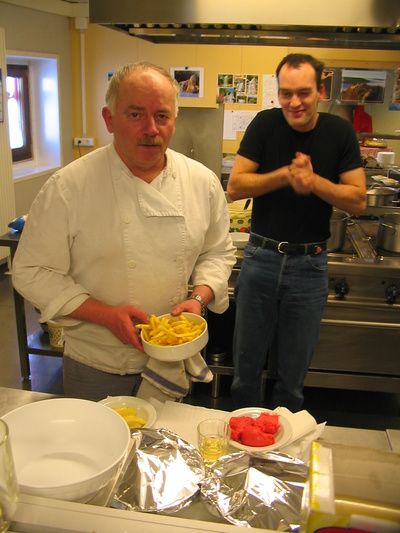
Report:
228,412,280,447
241,426,275,447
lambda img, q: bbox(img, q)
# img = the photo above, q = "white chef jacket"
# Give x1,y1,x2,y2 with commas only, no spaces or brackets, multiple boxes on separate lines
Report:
12,144,236,375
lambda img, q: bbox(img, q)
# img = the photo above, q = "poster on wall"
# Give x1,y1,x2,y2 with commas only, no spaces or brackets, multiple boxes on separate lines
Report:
217,73,258,104
0,69,3,123
389,69,400,111
262,74,279,109
321,70,334,101
171,67,204,98
340,69,386,104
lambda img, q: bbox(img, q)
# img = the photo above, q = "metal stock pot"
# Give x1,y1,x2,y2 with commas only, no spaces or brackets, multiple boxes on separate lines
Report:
327,208,350,252
367,185,399,207
377,213,400,254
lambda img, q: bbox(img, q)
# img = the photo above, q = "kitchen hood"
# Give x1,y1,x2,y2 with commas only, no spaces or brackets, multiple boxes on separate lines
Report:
89,0,400,50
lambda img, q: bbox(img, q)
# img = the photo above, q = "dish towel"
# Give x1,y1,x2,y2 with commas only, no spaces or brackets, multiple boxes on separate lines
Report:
137,352,213,402
353,105,372,133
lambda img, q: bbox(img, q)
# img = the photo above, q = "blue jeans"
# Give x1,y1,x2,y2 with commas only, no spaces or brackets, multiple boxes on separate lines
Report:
231,236,329,412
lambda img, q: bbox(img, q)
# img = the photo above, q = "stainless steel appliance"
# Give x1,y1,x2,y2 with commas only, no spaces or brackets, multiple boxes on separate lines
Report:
206,179,400,397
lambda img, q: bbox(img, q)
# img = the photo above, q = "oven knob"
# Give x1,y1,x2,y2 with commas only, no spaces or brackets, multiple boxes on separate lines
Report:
334,279,349,300
385,284,400,304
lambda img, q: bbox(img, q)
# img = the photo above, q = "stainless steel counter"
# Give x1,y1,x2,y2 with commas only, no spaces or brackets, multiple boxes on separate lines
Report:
2,386,399,533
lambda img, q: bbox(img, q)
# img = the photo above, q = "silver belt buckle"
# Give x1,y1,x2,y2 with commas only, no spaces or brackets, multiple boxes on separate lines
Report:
277,241,288,253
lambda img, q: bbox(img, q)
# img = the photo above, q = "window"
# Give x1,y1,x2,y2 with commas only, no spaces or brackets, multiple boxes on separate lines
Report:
6,54,61,180
6,64,32,162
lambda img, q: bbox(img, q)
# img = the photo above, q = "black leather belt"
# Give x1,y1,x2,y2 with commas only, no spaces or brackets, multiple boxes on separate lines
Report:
249,233,326,255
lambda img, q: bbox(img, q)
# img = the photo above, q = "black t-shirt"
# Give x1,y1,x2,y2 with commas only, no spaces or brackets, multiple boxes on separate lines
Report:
237,109,362,243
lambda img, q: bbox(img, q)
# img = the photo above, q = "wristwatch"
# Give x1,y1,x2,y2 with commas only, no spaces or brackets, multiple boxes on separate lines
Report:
188,294,206,318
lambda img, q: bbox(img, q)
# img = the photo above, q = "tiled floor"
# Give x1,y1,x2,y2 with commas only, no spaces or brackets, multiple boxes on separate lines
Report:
1,266,400,430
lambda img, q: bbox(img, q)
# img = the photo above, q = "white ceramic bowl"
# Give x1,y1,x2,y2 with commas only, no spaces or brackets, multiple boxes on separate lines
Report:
232,232,250,249
2,398,131,503
98,396,157,428
227,407,292,452
141,312,208,362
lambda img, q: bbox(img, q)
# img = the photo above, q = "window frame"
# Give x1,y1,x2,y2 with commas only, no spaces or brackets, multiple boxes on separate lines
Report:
7,64,32,162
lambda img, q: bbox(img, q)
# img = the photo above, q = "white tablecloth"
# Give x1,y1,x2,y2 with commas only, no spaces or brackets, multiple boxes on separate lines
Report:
150,400,325,462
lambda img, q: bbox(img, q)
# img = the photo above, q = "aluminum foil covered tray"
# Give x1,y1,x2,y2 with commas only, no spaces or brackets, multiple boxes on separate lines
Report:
112,428,308,530
113,428,205,513
201,450,308,530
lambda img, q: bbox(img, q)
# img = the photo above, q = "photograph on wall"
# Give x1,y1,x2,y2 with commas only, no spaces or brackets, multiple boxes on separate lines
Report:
217,73,258,104
218,74,234,87
321,70,334,101
392,68,400,105
246,74,258,96
340,69,386,104
0,69,3,123
171,67,204,98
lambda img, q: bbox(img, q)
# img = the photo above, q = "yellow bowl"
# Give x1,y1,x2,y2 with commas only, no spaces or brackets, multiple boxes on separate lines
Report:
141,312,208,362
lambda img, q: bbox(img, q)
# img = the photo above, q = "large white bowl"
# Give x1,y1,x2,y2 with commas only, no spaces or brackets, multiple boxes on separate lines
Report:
98,396,157,428
141,312,208,362
2,398,131,503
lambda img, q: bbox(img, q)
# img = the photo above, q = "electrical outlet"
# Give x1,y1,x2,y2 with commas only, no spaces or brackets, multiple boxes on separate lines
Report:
74,137,94,147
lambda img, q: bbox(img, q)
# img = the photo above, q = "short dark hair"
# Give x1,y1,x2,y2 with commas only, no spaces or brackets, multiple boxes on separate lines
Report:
276,54,325,89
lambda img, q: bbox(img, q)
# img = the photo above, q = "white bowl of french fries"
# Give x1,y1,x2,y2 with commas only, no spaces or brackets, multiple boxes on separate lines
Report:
137,312,208,362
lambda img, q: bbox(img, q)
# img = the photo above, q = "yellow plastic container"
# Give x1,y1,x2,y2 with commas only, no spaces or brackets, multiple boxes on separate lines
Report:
228,201,252,233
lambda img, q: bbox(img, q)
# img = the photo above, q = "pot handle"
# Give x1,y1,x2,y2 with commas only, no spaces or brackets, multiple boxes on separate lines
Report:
380,222,397,234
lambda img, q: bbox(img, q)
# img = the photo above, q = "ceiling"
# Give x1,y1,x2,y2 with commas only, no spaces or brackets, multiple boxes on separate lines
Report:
87,0,400,50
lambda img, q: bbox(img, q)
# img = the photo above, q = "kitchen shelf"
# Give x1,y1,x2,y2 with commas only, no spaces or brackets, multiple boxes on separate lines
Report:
357,132,400,141
27,331,63,356
0,231,63,380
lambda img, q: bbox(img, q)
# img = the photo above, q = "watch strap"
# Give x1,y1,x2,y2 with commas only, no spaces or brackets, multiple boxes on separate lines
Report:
188,294,206,317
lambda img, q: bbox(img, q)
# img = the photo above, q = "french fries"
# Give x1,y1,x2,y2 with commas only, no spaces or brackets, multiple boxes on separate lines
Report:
112,407,146,429
137,314,206,347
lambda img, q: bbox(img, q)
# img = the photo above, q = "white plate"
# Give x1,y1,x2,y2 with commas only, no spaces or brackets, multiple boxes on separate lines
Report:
99,396,157,428
380,177,399,187
227,407,292,452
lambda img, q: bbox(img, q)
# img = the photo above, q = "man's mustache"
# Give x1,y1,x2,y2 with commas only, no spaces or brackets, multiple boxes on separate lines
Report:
137,139,162,146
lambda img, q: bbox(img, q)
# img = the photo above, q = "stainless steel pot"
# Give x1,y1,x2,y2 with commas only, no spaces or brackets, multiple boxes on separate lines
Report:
366,186,399,207
377,213,400,254
327,208,349,252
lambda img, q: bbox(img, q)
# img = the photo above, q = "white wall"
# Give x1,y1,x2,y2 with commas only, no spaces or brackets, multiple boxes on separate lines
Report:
0,27,16,261
0,1,74,215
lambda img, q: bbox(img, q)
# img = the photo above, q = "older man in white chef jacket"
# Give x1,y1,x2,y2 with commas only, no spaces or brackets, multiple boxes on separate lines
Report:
12,62,236,402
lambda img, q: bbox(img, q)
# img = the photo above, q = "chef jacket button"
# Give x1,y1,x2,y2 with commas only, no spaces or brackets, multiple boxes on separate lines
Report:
128,260,136,269
176,256,184,264
172,296,179,304
113,172,121,180
123,215,131,224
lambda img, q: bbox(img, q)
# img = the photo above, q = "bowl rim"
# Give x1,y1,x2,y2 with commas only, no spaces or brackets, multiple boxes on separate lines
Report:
140,312,207,350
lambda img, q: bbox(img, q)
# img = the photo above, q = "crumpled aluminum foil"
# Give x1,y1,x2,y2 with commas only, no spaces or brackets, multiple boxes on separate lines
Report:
112,428,205,513
200,450,308,531
111,428,308,530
